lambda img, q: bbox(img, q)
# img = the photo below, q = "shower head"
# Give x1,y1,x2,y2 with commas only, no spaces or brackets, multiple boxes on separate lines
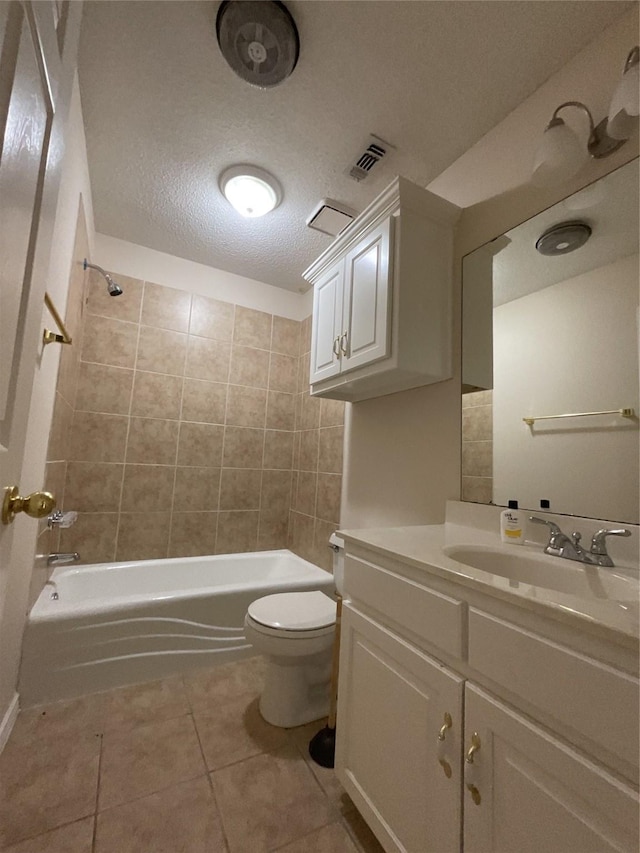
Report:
83,259,124,296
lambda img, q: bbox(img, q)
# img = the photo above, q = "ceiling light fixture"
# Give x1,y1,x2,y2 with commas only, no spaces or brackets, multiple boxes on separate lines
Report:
532,45,639,186
219,165,282,217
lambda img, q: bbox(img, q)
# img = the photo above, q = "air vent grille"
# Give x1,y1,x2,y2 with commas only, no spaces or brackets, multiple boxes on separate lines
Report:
348,135,395,182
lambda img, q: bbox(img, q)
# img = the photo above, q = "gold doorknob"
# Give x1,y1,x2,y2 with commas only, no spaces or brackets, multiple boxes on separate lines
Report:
2,486,56,525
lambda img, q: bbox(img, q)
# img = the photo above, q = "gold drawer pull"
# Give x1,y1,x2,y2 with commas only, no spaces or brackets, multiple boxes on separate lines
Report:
436,712,453,778
464,732,482,805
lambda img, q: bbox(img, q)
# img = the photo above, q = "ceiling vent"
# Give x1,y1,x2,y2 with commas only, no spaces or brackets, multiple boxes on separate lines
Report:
347,135,395,182
306,199,357,237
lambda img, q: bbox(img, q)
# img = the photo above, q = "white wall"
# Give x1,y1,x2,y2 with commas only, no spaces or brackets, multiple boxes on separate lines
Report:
93,234,311,321
493,253,639,523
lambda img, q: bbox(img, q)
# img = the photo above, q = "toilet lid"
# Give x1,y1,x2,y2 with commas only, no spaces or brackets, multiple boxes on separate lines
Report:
247,591,336,631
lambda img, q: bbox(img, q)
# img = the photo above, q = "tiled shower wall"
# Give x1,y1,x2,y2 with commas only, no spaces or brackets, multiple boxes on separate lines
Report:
47,263,345,569
461,389,493,503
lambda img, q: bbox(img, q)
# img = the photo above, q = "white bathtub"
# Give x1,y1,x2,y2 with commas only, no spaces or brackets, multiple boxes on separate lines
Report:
19,550,335,707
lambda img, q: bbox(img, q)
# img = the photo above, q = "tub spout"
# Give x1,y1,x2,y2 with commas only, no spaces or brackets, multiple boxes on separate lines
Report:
47,552,80,567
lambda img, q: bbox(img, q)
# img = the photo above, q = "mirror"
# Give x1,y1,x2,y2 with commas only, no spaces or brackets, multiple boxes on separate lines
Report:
461,158,639,524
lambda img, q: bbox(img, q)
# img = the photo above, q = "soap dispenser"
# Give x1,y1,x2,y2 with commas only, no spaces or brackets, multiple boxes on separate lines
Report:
500,500,525,545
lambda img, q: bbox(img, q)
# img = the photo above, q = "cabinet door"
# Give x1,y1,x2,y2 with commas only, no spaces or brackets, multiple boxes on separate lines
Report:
310,262,344,384
336,604,463,853
341,217,393,374
463,684,639,853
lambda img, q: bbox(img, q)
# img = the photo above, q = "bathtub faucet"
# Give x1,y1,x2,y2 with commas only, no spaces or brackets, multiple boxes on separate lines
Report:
47,552,80,567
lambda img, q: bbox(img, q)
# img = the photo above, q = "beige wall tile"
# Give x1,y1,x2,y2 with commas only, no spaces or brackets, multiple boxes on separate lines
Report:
229,345,269,388
300,316,312,355
59,513,118,565
295,471,317,516
234,306,272,349
289,511,315,564
271,316,300,356
464,389,493,408
69,412,128,462
223,426,264,468
136,325,187,376
316,473,341,523
226,385,267,428
81,314,138,369
216,510,259,554
141,282,191,332
56,326,81,409
320,398,345,428
121,465,175,513
297,352,311,393
131,371,183,420
292,431,301,470
65,462,124,513
190,294,234,341
261,469,292,513
462,440,493,478
115,512,171,561
299,429,319,471
266,391,295,431
185,336,231,382
462,405,493,441
318,427,344,474
461,476,493,504
85,270,143,323
269,352,297,393
299,392,321,431
76,362,133,415
220,468,262,510
169,512,218,558
173,466,221,512
258,511,289,550
313,519,339,573
178,422,224,467
126,418,179,464
44,461,67,507
263,430,293,470
181,378,227,424
47,392,73,462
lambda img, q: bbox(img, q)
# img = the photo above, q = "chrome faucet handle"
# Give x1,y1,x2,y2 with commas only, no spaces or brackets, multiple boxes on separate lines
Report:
529,516,563,537
590,528,631,556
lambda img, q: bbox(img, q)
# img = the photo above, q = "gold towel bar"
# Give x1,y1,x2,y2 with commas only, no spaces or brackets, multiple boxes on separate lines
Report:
43,292,72,346
523,408,635,426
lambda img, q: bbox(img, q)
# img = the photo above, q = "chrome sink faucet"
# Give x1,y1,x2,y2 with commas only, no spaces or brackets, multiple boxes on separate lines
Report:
529,517,630,568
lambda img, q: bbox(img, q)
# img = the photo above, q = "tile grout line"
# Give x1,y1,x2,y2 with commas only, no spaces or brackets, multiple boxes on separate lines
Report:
91,733,104,852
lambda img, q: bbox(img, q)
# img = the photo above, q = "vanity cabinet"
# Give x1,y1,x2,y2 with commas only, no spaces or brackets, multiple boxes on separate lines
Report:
303,178,460,402
335,547,639,853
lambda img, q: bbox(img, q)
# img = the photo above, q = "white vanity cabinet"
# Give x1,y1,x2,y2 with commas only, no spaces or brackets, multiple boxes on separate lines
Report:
335,547,639,853
303,178,460,402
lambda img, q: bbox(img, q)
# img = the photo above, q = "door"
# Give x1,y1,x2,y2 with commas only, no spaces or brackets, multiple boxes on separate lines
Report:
309,261,344,384
0,1,80,715
341,216,393,374
335,604,463,853
463,683,639,853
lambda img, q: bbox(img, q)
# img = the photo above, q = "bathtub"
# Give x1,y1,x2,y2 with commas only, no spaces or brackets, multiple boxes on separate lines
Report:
19,550,335,707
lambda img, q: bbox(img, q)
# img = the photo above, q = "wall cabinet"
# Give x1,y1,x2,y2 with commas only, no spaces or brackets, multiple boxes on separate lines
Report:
303,178,460,402
336,550,639,853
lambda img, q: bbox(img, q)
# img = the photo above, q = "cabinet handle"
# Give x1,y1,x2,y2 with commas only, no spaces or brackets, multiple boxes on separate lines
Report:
340,332,348,356
332,336,340,357
436,712,453,778
464,732,482,805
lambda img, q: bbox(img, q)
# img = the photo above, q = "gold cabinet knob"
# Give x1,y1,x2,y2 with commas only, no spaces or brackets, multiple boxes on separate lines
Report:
2,486,56,525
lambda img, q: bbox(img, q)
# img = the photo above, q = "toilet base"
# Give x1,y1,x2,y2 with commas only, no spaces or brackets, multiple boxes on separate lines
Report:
258,654,331,728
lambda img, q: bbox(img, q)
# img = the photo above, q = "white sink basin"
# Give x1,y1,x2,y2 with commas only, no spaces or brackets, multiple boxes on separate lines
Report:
443,544,639,603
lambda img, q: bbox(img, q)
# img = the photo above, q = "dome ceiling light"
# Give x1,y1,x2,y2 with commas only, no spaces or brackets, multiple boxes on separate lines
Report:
219,165,282,218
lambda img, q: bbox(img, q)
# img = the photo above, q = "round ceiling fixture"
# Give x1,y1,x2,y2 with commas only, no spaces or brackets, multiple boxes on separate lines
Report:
535,221,592,256
219,165,282,218
216,0,299,89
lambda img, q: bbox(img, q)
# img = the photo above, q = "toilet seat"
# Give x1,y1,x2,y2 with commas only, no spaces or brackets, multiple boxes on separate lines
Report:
247,591,336,637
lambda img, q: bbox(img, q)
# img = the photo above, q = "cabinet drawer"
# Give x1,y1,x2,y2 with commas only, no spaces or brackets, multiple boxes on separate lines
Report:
468,608,639,773
344,555,465,659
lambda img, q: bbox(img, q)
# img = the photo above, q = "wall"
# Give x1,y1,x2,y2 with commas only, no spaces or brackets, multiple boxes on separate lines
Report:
461,390,493,504
493,254,638,522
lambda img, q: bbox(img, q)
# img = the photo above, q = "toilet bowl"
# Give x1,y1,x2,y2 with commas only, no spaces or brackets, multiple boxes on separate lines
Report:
245,590,337,728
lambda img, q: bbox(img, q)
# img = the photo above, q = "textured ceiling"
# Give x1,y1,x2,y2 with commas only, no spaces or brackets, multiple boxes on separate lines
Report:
78,1,633,292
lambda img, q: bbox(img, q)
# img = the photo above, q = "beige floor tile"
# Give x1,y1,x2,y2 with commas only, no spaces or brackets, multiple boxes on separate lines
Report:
98,676,190,733
0,816,94,853
274,821,357,853
98,714,205,810
193,695,288,771
95,777,227,853
288,721,354,815
341,809,385,853
183,656,265,712
211,743,336,853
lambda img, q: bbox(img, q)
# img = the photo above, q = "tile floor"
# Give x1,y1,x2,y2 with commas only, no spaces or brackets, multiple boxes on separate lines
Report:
0,657,384,853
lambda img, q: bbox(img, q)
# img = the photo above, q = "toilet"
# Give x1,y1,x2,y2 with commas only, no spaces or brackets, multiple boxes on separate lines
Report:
245,535,345,728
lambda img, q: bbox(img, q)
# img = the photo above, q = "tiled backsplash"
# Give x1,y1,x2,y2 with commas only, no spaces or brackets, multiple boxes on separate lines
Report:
461,389,493,503
45,264,345,573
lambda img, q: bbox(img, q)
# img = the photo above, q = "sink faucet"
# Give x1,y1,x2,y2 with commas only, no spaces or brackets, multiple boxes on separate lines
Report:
529,517,630,567
47,552,80,567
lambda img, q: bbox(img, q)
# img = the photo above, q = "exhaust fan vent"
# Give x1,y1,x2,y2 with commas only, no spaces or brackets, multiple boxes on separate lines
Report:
306,199,357,237
348,135,395,182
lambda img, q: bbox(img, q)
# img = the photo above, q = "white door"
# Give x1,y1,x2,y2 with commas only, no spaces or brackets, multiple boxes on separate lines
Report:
336,604,463,853
309,261,344,384
341,216,393,374
0,1,80,713
463,683,639,853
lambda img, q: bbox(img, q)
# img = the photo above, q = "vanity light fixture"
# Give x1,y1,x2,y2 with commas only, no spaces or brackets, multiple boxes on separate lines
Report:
532,45,639,186
219,165,282,217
